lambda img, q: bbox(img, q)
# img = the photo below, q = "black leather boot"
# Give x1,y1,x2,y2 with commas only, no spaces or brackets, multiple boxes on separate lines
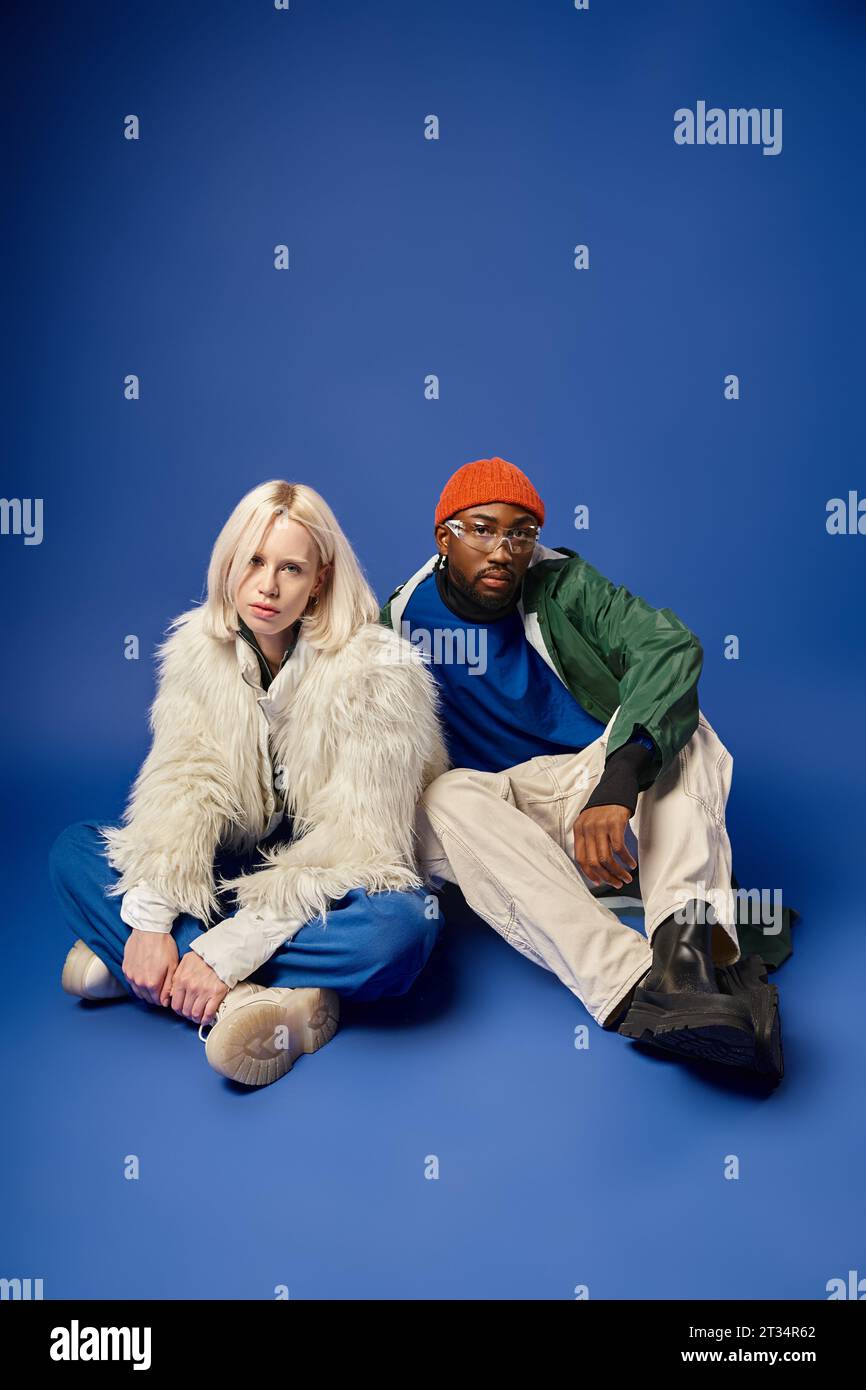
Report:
715,954,784,1082
601,903,714,1031
642,902,720,994
617,901,772,1077
601,973,650,1031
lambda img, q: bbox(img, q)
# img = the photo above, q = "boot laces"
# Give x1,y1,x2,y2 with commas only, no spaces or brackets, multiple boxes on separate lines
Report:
197,982,264,1042
198,992,231,1042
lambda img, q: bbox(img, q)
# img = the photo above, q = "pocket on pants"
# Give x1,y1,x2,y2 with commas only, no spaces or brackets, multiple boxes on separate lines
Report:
679,715,732,829
509,749,602,858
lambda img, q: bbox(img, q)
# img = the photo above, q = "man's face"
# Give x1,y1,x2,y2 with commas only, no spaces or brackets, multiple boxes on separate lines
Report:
434,501,540,611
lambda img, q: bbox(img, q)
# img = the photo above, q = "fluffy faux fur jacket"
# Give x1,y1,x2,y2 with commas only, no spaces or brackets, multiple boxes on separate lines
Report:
98,605,450,928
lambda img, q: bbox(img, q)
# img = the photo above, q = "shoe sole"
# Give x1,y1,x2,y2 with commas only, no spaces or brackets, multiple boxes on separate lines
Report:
716,956,785,1082
61,939,128,1001
753,983,784,1081
619,990,778,1077
204,988,340,1087
61,940,92,997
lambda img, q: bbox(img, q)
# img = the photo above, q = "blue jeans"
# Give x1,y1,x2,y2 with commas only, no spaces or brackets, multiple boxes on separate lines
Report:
49,818,443,1001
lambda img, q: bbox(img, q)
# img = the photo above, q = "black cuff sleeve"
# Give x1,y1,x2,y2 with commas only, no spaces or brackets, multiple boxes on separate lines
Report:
583,740,656,817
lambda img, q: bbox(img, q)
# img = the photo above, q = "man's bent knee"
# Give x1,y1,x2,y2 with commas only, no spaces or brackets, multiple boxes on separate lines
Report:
421,765,507,815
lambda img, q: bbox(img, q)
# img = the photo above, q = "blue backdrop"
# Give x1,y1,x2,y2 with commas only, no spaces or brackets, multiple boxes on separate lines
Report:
3,0,865,1301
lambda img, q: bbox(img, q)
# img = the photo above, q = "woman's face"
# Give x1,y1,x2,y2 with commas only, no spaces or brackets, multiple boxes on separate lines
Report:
235,516,327,641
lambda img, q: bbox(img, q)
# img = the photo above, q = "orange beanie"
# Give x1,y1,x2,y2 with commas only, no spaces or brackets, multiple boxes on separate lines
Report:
434,457,545,527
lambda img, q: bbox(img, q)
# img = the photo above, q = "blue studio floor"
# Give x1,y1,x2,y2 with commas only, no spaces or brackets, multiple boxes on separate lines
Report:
3,735,864,1303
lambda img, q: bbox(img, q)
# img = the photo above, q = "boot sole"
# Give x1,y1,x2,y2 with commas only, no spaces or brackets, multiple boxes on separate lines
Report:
619,989,779,1077
61,940,92,997
204,988,340,1087
61,939,128,1001
716,956,784,1082
753,982,784,1081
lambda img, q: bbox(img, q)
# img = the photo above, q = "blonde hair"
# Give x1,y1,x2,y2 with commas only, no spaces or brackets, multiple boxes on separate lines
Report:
202,480,379,651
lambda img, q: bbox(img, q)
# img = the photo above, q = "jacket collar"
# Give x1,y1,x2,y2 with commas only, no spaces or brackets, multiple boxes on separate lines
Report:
235,613,300,691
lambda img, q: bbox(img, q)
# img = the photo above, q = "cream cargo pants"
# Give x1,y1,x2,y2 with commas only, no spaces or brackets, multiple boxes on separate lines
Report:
415,707,741,1028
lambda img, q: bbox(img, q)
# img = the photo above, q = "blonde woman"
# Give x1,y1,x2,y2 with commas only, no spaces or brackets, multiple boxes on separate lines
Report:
49,481,449,1087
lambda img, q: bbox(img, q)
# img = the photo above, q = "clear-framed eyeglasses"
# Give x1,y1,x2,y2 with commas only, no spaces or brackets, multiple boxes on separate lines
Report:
443,517,541,555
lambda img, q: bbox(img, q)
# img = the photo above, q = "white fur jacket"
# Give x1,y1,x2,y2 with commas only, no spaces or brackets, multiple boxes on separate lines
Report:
98,606,449,930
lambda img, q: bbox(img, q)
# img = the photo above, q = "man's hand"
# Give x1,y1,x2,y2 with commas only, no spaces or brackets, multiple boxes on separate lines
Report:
122,929,180,1008
169,951,229,1026
572,805,637,889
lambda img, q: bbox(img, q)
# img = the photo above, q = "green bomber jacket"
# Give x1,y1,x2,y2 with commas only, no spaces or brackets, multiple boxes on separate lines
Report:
380,543,701,789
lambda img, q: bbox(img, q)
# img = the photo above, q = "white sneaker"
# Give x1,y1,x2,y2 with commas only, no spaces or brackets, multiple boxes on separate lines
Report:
61,939,129,1001
198,982,340,1087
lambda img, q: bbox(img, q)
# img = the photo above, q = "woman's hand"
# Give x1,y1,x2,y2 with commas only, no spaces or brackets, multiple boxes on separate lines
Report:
168,951,229,1026
122,929,180,1008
